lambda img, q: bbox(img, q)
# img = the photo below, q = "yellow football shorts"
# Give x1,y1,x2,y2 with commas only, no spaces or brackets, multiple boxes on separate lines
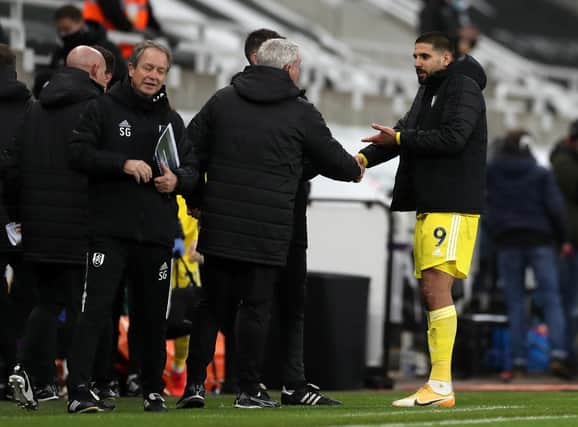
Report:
413,212,479,279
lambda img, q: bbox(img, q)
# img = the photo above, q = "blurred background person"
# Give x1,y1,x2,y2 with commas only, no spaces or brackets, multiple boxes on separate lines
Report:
83,0,166,59
550,119,578,374
33,4,126,98
486,129,572,380
419,0,479,56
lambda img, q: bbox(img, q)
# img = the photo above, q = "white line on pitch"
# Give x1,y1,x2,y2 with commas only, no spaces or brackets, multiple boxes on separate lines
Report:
336,414,577,427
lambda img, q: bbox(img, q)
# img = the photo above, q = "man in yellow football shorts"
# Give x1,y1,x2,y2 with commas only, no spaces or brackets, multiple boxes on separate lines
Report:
357,32,487,407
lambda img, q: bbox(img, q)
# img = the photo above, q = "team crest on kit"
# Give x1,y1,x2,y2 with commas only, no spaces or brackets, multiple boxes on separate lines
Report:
92,252,105,267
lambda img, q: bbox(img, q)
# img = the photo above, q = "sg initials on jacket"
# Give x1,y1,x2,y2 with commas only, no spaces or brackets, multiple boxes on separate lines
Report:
119,120,132,137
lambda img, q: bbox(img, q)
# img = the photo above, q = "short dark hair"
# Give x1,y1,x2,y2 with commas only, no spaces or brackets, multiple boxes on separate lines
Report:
0,43,16,68
93,45,115,75
415,31,454,54
128,40,172,70
244,29,284,63
54,5,83,22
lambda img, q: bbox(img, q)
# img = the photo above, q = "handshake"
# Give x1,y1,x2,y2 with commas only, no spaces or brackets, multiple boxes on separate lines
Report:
354,154,366,183
354,122,397,183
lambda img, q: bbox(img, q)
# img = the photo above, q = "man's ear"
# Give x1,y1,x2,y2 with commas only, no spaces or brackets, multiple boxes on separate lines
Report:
90,63,98,80
283,63,291,73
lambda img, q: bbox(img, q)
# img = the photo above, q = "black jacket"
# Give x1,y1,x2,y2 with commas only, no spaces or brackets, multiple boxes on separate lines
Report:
69,78,198,247
17,67,102,263
188,66,360,266
360,54,487,213
0,66,31,253
34,20,127,97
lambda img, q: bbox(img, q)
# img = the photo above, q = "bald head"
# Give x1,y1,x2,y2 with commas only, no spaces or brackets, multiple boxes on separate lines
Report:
66,45,108,89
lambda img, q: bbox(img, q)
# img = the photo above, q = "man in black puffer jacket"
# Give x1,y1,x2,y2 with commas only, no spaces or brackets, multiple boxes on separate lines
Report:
7,45,107,411
0,43,32,401
358,32,487,408
66,40,197,414
180,38,360,409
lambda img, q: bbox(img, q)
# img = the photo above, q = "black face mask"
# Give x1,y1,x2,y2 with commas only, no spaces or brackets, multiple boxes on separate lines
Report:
60,26,90,51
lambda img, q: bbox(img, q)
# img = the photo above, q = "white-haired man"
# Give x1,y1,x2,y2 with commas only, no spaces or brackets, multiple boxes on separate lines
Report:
183,38,360,409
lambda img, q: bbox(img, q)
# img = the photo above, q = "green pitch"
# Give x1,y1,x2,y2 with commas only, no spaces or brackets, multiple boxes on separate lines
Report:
1,391,578,427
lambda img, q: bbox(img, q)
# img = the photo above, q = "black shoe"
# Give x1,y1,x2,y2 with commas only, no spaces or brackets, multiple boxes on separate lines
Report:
125,374,142,397
67,386,104,414
281,383,341,406
234,390,280,409
550,358,574,380
176,384,205,409
92,381,120,400
9,365,38,410
144,393,168,412
35,383,59,402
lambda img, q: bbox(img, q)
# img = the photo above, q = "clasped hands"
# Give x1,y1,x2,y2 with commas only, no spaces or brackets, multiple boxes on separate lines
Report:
123,160,177,193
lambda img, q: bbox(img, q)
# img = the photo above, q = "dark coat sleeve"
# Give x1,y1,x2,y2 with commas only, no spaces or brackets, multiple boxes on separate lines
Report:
68,99,129,175
400,76,484,155
300,103,360,181
544,170,570,243
359,143,400,168
170,112,198,197
185,95,215,208
301,156,318,181
96,0,134,31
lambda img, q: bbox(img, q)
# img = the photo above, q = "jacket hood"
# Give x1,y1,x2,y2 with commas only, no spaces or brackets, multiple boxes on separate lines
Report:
60,20,108,53
450,54,487,91
0,66,31,101
108,77,169,112
39,67,103,107
232,66,303,103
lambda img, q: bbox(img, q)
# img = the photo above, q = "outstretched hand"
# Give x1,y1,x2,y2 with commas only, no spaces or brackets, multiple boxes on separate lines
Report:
361,123,396,145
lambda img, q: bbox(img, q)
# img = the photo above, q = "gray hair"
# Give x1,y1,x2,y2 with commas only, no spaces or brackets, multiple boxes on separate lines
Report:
256,39,300,69
128,40,172,70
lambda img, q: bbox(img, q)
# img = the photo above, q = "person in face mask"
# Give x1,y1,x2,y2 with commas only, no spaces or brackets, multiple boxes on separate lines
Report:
32,4,126,98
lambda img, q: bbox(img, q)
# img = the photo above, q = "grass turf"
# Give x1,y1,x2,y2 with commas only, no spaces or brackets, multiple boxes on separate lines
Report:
1,390,578,426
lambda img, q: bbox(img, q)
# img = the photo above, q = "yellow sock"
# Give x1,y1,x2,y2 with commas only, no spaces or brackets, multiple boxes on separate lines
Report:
172,335,190,371
427,305,457,383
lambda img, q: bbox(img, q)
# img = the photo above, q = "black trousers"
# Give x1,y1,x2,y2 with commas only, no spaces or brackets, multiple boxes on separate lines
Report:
67,237,172,397
276,244,307,388
222,245,308,390
186,255,280,394
18,262,84,386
